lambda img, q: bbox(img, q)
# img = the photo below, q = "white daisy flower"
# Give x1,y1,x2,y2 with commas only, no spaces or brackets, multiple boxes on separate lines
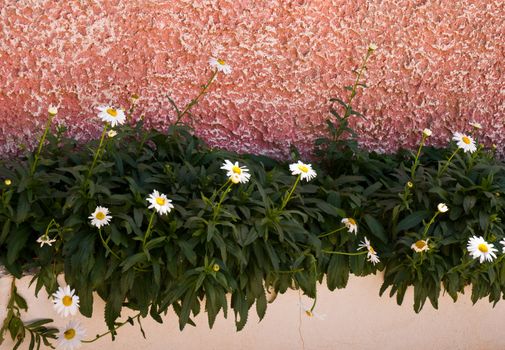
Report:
452,132,477,153
97,106,126,127
437,203,449,213
411,239,429,253
467,236,497,263
422,128,432,137
469,121,482,129
52,285,80,317
358,237,380,265
57,320,85,350
36,235,56,247
500,238,505,253
341,218,358,235
289,161,317,182
147,190,174,215
48,106,58,116
89,206,112,229
209,57,232,75
221,160,251,184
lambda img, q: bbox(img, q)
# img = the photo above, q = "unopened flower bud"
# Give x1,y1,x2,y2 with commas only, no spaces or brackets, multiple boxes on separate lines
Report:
48,106,58,116
422,128,432,137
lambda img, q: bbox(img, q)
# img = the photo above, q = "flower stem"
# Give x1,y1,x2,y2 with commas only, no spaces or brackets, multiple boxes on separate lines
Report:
318,226,346,238
174,70,218,125
86,124,109,179
321,249,368,256
344,48,374,118
82,313,141,343
98,229,121,259
422,211,440,239
280,175,301,211
438,148,459,177
30,113,55,176
213,181,233,221
410,135,427,180
142,212,156,248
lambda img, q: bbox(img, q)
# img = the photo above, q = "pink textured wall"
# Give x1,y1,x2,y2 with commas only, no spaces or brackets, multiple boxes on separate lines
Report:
0,1,504,158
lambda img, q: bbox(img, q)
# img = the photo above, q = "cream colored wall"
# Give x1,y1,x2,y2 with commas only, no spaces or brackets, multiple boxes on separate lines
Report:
1,273,503,350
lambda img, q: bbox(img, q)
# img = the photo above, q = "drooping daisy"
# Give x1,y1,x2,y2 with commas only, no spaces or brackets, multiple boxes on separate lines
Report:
500,238,505,253
89,206,112,229
341,218,358,235
97,106,126,127
411,239,429,253
209,57,232,74
437,203,449,213
452,132,477,153
469,121,482,129
299,302,326,320
57,320,86,350
53,285,80,317
467,236,497,263
147,190,174,215
358,237,380,265
289,161,317,182
422,128,432,137
221,160,251,184
37,235,57,247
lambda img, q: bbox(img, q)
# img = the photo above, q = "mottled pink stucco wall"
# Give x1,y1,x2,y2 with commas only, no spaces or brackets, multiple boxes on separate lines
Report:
0,0,504,158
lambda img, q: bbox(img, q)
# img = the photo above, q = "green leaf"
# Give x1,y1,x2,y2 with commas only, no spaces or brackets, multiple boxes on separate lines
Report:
363,214,388,243
326,254,349,290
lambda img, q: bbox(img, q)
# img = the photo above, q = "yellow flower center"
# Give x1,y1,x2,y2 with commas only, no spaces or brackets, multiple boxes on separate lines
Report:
298,164,309,173
305,310,313,317
156,197,166,206
232,166,242,174
217,58,226,65
369,246,376,254
478,243,488,253
106,108,118,117
347,218,356,226
62,295,73,306
415,240,426,249
462,136,471,144
64,328,76,340
95,212,105,220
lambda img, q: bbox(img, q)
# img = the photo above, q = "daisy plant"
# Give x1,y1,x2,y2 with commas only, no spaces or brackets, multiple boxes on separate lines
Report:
89,206,119,259
410,128,432,180
280,161,317,210
30,106,58,175
438,132,477,176
86,106,126,179
212,160,250,221
144,190,174,248
420,203,448,239
171,56,232,125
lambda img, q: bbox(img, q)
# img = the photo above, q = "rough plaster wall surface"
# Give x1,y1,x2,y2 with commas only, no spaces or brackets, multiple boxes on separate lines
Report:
0,0,503,158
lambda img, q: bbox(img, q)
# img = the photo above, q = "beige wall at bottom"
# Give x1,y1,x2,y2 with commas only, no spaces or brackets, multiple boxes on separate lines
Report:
1,273,503,350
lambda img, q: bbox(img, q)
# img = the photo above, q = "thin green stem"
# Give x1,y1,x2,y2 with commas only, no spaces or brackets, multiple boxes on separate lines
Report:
213,181,233,221
318,226,346,238
86,124,109,179
422,211,440,239
82,313,141,343
321,249,368,256
277,268,305,274
142,212,156,248
438,148,459,177
410,135,427,179
280,175,301,211
175,70,218,125
345,48,373,117
30,113,55,175
98,229,120,259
